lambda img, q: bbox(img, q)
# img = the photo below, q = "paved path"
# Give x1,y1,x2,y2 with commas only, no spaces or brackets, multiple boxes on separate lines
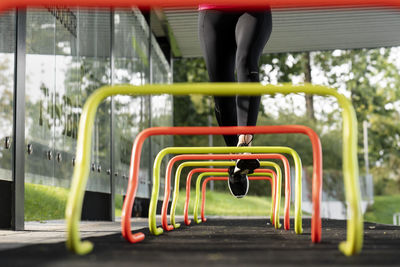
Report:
0,217,150,251
0,217,399,266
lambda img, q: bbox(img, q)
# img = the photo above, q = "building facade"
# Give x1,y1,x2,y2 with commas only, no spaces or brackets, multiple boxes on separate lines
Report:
0,8,173,228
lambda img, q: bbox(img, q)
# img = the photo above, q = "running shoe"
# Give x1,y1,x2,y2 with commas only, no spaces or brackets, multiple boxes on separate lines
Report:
235,142,260,175
228,166,249,198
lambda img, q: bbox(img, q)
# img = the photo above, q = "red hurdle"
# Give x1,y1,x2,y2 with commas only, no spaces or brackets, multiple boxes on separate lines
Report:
201,176,274,222
122,125,322,243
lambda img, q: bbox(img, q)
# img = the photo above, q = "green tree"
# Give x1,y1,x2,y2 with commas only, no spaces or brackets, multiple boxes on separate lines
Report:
173,58,217,147
0,56,13,172
313,48,400,192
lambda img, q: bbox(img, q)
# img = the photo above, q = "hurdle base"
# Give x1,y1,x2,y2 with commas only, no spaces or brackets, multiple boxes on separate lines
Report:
122,197,170,218
81,191,112,221
0,180,12,229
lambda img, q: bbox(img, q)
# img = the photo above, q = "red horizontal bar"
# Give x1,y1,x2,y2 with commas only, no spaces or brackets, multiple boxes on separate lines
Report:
1,0,400,12
201,176,273,223
122,125,322,245
183,167,279,227
161,153,290,230
183,168,277,224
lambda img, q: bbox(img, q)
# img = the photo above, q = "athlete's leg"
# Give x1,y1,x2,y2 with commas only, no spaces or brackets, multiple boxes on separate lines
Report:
199,10,239,146
233,9,273,176
235,9,273,138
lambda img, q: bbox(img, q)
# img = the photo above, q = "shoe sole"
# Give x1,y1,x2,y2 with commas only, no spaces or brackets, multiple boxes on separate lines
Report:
236,159,260,174
227,175,249,199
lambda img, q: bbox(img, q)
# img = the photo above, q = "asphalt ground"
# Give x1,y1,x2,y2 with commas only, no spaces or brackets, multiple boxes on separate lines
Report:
0,218,399,267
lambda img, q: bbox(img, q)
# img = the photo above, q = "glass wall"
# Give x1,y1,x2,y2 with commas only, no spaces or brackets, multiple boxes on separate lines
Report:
0,8,173,222
25,9,57,187
24,8,112,193
0,11,15,182
150,35,173,199
76,10,111,193
113,9,152,198
17,8,173,200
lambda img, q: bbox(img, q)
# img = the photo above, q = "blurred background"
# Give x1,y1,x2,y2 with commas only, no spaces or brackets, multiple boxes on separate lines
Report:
173,47,400,224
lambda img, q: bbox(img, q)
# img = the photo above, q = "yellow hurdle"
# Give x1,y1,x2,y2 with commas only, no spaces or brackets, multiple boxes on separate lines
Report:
170,161,285,229
150,146,301,236
65,83,361,256
192,171,280,227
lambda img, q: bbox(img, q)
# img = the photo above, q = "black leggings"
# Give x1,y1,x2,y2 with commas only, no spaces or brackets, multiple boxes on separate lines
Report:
199,9,272,146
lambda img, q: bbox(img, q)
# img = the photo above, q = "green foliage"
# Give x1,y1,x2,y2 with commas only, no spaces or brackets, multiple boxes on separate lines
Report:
173,58,209,83
364,194,400,224
172,57,223,150
171,55,344,197
314,49,400,167
314,48,400,193
260,52,304,83
254,113,344,198
0,57,13,170
256,112,342,170
373,176,400,196
173,48,400,196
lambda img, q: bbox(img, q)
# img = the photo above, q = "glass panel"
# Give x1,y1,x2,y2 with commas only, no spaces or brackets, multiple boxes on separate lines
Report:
150,34,173,199
151,34,171,85
25,9,56,186
77,9,111,193
0,11,15,182
53,7,79,188
113,9,151,197
23,8,173,200
25,8,111,194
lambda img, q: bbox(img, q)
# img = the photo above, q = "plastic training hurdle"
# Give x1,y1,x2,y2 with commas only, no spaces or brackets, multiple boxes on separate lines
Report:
176,167,280,226
126,125,322,239
62,84,359,256
166,156,291,229
191,170,280,226
164,163,281,229
163,154,291,228
176,164,282,227
119,125,323,245
143,146,299,235
200,176,274,223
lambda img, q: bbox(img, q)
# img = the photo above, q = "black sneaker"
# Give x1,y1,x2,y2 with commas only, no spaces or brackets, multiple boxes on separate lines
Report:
236,143,260,174
228,166,249,198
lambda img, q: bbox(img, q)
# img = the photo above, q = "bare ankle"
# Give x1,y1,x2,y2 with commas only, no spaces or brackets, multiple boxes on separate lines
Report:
237,134,253,146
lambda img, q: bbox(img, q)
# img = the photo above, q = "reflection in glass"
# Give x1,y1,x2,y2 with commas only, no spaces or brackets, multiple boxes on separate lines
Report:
0,11,15,182
25,9,111,193
25,9,56,186
113,9,151,197
150,35,173,199
16,8,173,215
77,9,111,193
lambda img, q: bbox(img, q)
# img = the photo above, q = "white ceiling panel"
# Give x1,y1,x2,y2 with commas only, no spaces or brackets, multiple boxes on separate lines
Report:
163,7,400,57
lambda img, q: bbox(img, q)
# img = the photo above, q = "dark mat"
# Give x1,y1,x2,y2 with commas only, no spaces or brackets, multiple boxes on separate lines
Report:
1,218,399,266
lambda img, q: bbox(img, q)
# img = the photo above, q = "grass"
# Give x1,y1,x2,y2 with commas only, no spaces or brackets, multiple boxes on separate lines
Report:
174,189,287,217
25,183,69,222
115,194,123,217
25,183,125,221
27,183,400,225
364,194,400,225
95,191,277,219
24,183,283,221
